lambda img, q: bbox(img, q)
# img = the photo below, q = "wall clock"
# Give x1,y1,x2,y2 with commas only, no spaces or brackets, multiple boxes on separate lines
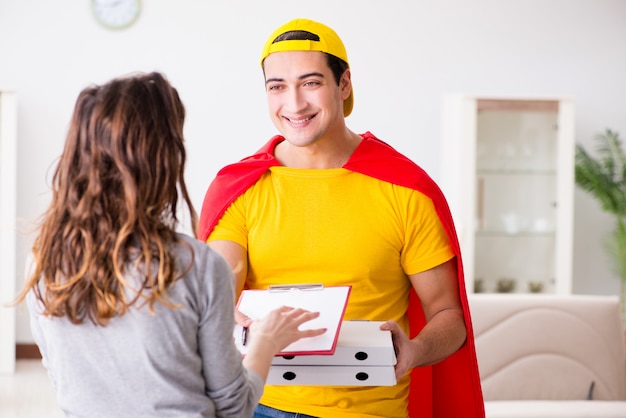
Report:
92,0,142,30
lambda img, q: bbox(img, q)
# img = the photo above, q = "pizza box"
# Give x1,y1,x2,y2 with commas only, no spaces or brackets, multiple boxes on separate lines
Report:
267,364,396,386
271,320,396,366
266,320,397,385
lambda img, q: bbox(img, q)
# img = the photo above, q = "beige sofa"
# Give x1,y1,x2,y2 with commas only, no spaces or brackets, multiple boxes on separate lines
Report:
468,293,626,418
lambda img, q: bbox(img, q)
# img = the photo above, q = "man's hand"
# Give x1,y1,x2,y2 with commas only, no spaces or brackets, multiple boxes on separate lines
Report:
235,308,252,328
380,320,418,381
379,258,467,380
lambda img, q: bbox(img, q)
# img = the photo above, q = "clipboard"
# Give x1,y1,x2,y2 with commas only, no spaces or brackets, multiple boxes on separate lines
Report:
233,284,351,356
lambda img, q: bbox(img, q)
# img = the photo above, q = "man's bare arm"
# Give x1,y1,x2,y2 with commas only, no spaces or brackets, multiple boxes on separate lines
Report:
208,240,251,326
381,257,466,379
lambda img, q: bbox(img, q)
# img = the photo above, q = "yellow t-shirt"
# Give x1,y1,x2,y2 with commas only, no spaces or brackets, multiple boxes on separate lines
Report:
209,167,453,418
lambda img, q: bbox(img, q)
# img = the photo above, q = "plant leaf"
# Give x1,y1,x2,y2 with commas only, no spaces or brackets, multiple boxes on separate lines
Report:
575,129,626,216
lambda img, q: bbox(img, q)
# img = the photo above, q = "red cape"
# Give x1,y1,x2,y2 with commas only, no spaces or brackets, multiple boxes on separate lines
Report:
198,132,485,418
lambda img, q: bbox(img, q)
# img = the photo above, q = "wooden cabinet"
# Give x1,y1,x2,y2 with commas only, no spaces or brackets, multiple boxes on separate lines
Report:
0,90,17,374
441,96,575,294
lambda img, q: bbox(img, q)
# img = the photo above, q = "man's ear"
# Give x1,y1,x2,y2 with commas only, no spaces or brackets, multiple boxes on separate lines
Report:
340,69,352,100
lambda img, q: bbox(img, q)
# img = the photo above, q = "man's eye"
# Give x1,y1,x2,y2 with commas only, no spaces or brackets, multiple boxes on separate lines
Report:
268,85,282,91
304,81,320,87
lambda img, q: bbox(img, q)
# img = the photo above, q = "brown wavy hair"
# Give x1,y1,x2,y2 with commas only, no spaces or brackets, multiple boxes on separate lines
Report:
15,72,197,325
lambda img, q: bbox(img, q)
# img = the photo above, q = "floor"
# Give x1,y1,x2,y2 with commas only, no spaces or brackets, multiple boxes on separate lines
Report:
0,360,64,418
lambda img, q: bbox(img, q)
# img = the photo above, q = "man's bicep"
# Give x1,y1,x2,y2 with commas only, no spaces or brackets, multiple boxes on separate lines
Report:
208,240,248,296
408,257,462,321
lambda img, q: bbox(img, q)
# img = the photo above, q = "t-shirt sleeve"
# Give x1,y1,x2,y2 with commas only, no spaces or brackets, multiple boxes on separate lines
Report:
207,194,249,250
401,189,455,275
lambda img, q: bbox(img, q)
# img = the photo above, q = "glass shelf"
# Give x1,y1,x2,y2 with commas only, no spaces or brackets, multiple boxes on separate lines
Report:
474,107,558,293
441,96,574,295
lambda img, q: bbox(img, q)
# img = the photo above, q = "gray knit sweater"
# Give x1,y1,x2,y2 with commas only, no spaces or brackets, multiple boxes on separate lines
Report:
27,233,263,418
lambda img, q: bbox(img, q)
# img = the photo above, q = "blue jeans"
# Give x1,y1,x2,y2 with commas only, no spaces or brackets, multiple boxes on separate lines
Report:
253,404,318,418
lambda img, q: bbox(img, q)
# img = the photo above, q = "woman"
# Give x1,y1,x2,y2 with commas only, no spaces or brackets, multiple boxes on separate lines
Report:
15,72,324,418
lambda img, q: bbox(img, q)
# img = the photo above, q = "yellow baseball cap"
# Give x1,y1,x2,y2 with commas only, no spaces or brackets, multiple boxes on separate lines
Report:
260,18,354,117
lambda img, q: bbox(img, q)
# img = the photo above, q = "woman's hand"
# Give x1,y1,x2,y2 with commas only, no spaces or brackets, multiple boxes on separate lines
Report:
248,306,326,353
242,306,326,381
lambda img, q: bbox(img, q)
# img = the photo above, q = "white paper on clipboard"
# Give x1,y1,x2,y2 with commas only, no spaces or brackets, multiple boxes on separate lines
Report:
233,284,351,356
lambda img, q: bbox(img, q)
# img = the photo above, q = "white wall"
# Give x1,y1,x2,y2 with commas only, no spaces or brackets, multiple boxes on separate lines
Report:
1,0,625,343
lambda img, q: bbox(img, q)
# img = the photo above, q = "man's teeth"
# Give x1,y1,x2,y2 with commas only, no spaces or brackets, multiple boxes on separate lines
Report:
289,116,313,123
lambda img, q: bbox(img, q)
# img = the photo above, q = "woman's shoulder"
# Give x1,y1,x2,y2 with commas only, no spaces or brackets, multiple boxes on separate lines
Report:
173,233,232,275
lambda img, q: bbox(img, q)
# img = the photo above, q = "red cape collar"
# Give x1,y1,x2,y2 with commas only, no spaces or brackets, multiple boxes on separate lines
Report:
199,132,443,241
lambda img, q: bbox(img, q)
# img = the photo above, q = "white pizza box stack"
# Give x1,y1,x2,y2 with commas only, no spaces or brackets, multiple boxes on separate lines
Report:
267,320,397,386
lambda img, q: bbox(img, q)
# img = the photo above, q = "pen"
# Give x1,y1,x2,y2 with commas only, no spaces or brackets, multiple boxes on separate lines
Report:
242,326,249,346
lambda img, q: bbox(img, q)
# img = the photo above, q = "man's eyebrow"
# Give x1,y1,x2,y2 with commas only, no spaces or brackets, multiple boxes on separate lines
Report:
265,77,284,85
299,72,325,79
265,72,325,85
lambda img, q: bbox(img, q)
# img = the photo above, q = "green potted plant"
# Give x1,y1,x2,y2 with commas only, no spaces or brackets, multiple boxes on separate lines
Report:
575,129,626,322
